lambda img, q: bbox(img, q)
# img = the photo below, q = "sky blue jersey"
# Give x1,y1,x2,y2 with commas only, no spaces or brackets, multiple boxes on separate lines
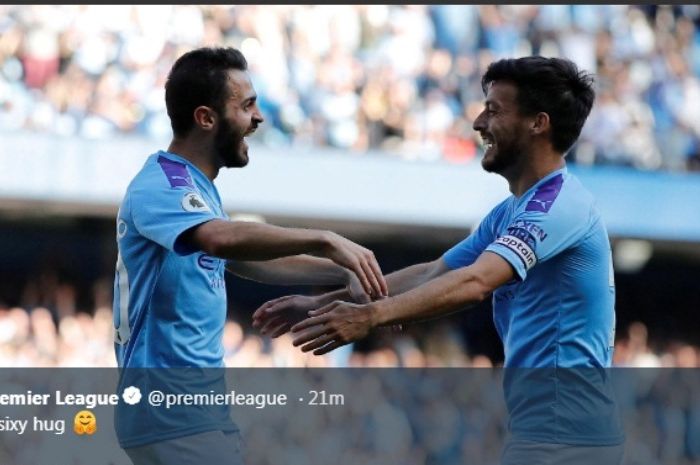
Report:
112,151,237,448
443,167,616,368
443,167,623,445
113,151,229,368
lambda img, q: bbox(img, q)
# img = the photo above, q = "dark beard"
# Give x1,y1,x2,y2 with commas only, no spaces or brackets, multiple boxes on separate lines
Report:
481,134,523,174
482,147,518,173
215,118,248,168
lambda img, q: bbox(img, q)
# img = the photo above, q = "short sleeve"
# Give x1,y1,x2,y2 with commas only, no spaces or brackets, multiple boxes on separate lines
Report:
443,209,498,270
485,206,590,281
131,183,219,256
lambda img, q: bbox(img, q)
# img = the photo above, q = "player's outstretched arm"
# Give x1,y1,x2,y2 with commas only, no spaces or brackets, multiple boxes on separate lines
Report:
227,255,362,288
183,219,387,298
250,258,450,337
290,251,514,355
383,258,451,296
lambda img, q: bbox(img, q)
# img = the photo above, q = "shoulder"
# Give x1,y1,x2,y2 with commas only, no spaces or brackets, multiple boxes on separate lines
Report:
486,196,515,222
129,153,195,195
523,172,596,224
153,154,196,189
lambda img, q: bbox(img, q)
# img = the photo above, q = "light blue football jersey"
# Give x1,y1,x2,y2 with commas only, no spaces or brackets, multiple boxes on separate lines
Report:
113,150,229,368
113,151,236,448
443,167,623,445
443,167,616,368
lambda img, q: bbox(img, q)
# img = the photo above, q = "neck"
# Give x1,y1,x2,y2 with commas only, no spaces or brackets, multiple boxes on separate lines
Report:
503,148,565,197
167,137,221,181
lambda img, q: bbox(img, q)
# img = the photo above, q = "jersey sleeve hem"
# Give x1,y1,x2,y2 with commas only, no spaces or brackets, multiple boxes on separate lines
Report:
442,249,464,270
171,217,219,256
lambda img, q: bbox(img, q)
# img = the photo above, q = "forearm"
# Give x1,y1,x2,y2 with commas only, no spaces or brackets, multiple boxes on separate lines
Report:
195,220,331,261
384,260,446,296
370,267,490,326
305,260,447,305
227,255,349,286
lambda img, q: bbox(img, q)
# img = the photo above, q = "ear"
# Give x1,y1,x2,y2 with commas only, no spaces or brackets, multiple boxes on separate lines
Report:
530,112,550,136
193,106,217,132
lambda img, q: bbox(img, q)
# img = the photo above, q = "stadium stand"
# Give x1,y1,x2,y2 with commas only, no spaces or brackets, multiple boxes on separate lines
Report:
1,5,699,170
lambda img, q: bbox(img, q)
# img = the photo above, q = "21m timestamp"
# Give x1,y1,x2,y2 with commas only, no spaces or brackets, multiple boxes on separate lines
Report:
303,390,345,406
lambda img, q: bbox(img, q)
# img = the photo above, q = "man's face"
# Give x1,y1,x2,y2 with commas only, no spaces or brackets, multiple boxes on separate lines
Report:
473,81,531,174
215,69,264,168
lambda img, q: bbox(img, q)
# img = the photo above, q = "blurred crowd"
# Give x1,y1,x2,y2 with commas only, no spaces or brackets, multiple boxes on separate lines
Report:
0,297,698,369
1,5,700,171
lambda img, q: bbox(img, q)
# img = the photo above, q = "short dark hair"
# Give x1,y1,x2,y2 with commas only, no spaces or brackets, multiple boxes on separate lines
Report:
481,56,595,154
165,47,248,137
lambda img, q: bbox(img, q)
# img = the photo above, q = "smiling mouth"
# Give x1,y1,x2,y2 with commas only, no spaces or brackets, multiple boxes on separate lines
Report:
481,134,494,151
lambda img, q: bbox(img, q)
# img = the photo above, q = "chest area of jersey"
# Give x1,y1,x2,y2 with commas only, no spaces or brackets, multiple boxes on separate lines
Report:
191,252,226,290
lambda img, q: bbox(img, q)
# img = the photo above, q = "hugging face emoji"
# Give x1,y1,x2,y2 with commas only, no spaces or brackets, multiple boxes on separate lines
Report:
73,410,96,435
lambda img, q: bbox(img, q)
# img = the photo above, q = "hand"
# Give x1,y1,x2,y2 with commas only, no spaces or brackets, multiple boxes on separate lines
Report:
346,278,402,331
252,295,321,338
290,301,376,355
322,232,388,300
346,273,371,304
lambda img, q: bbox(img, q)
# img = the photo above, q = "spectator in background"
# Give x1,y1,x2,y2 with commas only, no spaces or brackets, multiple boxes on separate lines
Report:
1,5,700,171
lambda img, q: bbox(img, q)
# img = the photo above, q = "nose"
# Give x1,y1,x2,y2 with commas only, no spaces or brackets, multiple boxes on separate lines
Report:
253,106,264,125
473,109,486,132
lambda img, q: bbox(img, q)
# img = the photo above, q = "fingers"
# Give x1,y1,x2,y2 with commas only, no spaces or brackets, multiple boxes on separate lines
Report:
300,333,335,353
292,304,334,331
364,251,388,297
330,237,386,299
259,316,284,335
349,261,374,299
313,339,348,356
269,322,291,338
253,295,305,331
359,258,383,300
291,320,330,347
252,295,291,321
252,303,272,325
347,275,370,304
253,311,277,330
308,304,336,317
354,248,387,299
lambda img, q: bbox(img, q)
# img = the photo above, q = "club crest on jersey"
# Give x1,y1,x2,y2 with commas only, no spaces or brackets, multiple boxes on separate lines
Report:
181,192,210,213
